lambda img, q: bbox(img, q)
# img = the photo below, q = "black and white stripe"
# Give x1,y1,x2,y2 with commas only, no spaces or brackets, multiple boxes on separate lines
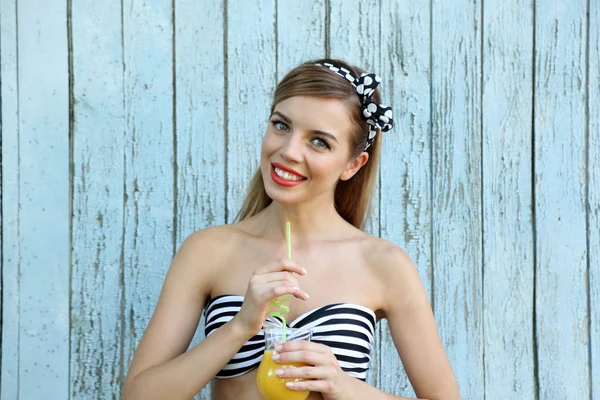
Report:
204,295,377,381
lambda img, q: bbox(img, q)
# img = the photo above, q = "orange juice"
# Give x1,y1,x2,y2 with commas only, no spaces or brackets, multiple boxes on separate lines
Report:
256,350,310,400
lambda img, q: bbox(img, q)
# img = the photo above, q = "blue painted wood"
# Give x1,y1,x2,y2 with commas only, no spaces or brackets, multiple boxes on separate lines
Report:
0,0,20,398
329,0,380,238
276,0,326,81
534,1,590,398
226,0,276,221
329,0,381,386
70,0,125,398
175,0,226,245
14,0,70,398
378,0,431,396
121,0,176,378
175,1,226,398
431,0,484,397
482,1,536,398
3,1,600,398
588,1,599,397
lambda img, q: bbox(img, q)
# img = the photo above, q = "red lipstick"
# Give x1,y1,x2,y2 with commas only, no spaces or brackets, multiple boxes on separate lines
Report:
272,162,306,178
270,163,306,187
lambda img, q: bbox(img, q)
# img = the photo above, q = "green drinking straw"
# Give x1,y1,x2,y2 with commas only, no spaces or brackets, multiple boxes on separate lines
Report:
268,222,292,342
286,221,292,259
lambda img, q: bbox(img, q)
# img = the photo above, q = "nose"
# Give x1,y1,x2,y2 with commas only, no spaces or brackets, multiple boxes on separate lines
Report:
280,133,303,163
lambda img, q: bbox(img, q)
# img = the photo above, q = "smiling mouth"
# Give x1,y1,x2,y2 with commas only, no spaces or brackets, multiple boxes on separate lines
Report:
270,163,307,187
273,166,306,181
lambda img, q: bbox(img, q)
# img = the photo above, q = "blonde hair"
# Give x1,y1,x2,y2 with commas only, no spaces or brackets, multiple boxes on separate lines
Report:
234,59,383,230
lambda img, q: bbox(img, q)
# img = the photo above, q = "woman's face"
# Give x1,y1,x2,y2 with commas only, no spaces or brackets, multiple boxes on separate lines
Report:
260,96,364,206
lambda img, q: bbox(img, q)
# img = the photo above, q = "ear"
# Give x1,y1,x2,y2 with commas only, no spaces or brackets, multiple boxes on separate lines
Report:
340,152,369,181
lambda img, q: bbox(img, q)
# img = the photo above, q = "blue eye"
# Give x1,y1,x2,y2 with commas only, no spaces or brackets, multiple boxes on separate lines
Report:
311,137,331,150
271,120,290,132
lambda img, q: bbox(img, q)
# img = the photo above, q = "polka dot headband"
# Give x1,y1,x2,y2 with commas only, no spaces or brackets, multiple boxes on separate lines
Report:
316,62,394,150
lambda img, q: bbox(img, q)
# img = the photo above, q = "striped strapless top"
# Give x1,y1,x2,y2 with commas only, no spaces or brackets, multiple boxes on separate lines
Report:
204,294,377,381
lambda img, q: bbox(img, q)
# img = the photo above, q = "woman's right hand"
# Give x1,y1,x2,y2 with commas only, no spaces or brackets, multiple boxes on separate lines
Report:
232,258,309,338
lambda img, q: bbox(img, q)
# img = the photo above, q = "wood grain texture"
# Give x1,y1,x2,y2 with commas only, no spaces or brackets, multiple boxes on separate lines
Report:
175,0,226,243
15,1,70,398
328,0,381,386
534,1,590,398
329,0,380,237
226,0,276,221
431,0,483,397
481,1,535,398
4,1,600,397
276,0,326,81
378,0,431,396
121,0,175,379
588,0,599,397
0,0,20,398
175,1,226,398
70,0,125,398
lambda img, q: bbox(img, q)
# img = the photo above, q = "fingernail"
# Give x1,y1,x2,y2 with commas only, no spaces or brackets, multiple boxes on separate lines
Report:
305,292,310,299
302,267,308,274
275,369,284,376
286,382,295,388
272,353,280,361
274,344,283,351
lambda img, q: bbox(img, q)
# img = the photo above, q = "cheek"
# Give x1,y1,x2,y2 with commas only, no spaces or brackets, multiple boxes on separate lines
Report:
261,130,281,154
308,157,346,184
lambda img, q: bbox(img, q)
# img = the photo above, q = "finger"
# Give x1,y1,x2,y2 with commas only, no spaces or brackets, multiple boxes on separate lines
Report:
261,271,300,286
257,282,309,303
274,365,336,380
277,340,328,354
284,379,337,393
273,348,324,366
254,258,307,276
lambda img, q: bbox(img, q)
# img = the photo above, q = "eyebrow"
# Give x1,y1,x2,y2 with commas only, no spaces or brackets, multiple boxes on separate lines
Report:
271,111,339,143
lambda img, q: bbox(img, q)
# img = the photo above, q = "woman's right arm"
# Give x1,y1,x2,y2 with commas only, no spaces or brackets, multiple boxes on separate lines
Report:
121,229,308,400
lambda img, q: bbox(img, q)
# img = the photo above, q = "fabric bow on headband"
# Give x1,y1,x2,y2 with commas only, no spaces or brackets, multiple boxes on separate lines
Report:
316,62,394,150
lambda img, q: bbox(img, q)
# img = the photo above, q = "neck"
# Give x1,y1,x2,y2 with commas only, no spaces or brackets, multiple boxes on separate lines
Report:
259,194,347,244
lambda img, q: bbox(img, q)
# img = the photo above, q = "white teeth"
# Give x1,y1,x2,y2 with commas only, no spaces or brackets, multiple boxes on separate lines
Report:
274,167,304,181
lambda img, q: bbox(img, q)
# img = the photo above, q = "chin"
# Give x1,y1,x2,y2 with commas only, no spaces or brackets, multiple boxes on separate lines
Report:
263,181,304,205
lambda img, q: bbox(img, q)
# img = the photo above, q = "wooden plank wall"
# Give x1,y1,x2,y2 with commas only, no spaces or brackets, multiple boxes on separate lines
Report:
482,1,535,398
588,2,597,395
1,1,597,399
534,2,589,398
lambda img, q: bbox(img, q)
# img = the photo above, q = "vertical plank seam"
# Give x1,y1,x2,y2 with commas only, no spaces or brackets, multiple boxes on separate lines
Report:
429,0,435,316
0,2,5,392
377,0,382,240
479,0,485,398
585,0,593,398
118,0,127,389
376,0,383,391
14,1,22,395
531,1,540,398
172,0,178,254
325,0,330,58
274,0,278,81
67,0,75,397
223,0,229,224
0,3,4,392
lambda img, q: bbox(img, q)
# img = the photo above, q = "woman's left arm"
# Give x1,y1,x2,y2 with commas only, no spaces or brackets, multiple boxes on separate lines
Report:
372,244,461,400
274,243,460,400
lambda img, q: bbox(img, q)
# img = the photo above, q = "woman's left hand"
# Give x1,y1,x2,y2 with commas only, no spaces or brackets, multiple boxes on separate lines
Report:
272,340,351,400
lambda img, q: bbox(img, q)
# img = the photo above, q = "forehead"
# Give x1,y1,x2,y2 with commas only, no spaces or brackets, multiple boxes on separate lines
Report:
272,96,354,136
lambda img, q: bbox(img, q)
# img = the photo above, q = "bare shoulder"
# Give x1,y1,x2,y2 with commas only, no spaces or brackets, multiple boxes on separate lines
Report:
360,235,427,315
123,223,245,388
361,235,416,278
173,223,245,279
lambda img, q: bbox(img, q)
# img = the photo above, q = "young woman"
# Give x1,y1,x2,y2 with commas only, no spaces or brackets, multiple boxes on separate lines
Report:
122,59,460,400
